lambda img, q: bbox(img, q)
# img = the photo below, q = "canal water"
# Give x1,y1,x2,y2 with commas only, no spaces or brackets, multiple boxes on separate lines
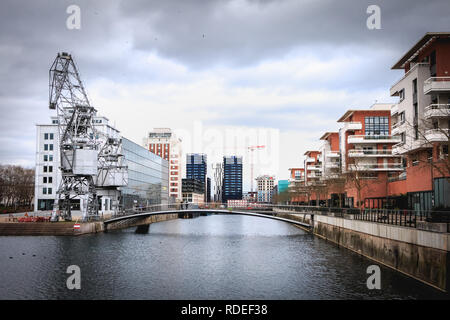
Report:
0,214,448,299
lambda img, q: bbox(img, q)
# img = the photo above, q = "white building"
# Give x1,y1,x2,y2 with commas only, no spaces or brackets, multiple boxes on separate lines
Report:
34,116,123,215
143,128,183,202
256,175,275,203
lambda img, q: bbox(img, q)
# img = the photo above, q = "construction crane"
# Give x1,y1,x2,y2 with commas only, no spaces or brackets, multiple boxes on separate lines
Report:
248,145,265,201
49,52,99,222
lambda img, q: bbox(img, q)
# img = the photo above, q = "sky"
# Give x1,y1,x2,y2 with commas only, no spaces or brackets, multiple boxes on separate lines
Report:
1,0,449,191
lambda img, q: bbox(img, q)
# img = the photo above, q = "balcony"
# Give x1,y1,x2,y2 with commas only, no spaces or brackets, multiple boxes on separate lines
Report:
325,162,340,168
347,135,401,144
423,77,450,94
326,151,340,158
391,120,405,135
348,163,404,171
391,104,399,116
424,104,450,119
424,129,449,142
307,165,322,171
343,122,362,131
347,149,399,157
305,157,315,163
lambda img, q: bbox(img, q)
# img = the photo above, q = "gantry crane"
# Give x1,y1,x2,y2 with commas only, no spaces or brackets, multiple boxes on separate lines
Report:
248,145,265,201
49,52,99,222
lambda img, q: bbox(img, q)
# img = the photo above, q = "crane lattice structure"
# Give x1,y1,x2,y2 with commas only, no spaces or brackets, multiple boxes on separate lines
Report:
49,52,99,222
248,145,265,201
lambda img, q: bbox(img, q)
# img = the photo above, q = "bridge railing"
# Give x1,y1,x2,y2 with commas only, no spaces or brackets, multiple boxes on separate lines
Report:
113,202,448,229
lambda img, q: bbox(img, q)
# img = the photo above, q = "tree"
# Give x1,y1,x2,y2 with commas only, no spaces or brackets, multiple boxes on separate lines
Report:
0,165,35,212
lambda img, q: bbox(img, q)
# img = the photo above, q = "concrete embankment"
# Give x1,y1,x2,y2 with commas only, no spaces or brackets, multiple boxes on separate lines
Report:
276,209,450,292
0,213,179,236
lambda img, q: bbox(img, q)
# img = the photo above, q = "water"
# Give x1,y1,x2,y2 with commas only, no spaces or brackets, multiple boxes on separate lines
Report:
0,214,448,299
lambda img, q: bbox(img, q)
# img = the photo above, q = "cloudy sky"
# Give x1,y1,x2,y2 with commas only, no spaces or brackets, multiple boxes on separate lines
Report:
1,0,449,190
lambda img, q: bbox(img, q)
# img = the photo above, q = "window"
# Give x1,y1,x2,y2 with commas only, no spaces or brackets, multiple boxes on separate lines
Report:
43,187,47,195
43,166,47,173
48,177,53,184
49,155,53,162
49,144,53,151
44,144,48,151
399,89,405,102
365,116,389,136
48,188,52,195
44,155,48,162
43,177,47,183
48,166,53,173
49,133,54,140
44,133,49,140
400,132,406,144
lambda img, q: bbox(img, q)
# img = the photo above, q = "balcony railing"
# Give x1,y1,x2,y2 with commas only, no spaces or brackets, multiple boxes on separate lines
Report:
307,165,322,170
348,149,398,157
326,151,340,157
424,129,449,142
348,135,401,144
325,162,340,168
348,163,404,171
392,119,405,129
423,77,450,94
424,104,450,119
343,122,362,131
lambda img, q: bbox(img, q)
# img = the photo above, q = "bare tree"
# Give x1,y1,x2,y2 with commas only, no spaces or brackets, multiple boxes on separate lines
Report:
0,165,35,212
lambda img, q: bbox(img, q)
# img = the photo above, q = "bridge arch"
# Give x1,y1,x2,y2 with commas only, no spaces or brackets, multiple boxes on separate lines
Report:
104,209,312,231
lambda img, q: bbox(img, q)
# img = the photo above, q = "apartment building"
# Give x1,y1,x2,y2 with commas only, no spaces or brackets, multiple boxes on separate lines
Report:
287,168,306,204
222,156,243,203
143,128,182,202
256,175,275,203
304,151,323,186
337,104,403,207
390,32,450,210
319,132,341,180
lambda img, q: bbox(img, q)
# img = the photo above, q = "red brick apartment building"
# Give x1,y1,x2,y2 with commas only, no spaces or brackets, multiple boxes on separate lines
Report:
286,33,449,210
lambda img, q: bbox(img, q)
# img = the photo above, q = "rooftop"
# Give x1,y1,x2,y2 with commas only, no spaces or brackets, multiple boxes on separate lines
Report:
392,32,450,69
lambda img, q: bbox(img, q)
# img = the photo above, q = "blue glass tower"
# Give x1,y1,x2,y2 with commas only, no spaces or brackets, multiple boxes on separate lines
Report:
222,156,243,203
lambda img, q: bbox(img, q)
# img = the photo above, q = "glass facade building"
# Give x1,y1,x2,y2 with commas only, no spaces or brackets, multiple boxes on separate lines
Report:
120,137,169,209
186,153,210,202
222,156,243,203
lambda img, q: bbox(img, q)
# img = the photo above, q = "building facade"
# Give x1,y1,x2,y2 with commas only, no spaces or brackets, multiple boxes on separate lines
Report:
143,128,182,202
186,153,210,202
390,32,450,210
212,162,223,203
256,175,275,203
120,137,169,209
34,116,127,214
182,178,205,205
222,156,243,203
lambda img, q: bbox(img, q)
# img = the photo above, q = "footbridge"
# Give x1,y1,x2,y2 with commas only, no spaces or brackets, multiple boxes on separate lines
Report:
103,205,313,232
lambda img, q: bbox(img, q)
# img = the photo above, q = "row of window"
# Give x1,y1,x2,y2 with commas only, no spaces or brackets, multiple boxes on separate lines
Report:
44,133,54,140
43,144,54,151
42,187,53,195
43,166,53,173
43,176,53,184
43,154,53,162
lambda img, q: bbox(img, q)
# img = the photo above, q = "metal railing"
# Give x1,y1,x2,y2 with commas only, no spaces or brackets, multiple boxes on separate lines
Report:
109,202,450,230
348,149,396,156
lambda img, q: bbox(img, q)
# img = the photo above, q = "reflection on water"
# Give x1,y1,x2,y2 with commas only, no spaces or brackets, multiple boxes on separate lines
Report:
0,214,448,299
